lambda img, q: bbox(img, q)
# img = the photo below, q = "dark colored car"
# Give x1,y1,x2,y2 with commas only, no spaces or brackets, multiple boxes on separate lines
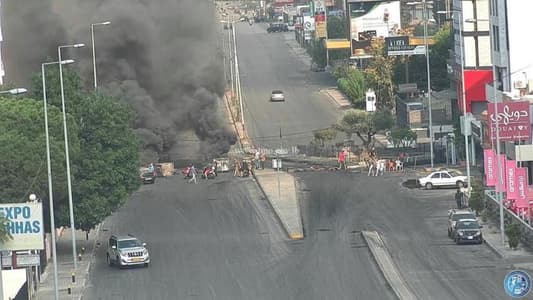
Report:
267,23,288,33
140,172,156,184
453,219,483,244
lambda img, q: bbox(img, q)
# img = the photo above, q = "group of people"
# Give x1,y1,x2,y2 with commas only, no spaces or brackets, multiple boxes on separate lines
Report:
233,151,267,177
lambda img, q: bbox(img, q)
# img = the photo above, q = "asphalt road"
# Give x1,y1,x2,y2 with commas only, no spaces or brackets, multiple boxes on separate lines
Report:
233,22,339,151
83,174,394,300
297,171,513,299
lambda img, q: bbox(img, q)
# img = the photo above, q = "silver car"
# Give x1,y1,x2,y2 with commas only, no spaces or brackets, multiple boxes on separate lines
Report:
270,90,285,102
107,234,150,268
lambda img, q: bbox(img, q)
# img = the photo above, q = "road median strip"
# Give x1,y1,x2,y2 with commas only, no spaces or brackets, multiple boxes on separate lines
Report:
362,231,417,300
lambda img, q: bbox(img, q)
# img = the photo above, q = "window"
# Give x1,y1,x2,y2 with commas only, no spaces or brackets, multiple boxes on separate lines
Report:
441,173,451,179
431,173,441,179
109,238,116,248
118,239,141,248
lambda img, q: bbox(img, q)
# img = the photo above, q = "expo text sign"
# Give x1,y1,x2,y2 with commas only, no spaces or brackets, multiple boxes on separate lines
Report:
488,101,531,142
0,203,44,251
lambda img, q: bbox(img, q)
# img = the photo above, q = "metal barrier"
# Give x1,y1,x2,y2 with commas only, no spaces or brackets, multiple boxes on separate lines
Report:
484,190,533,231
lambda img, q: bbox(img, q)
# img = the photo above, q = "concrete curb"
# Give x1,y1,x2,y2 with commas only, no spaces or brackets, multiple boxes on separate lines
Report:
321,89,352,109
482,236,505,259
78,222,103,300
362,231,417,300
252,172,303,240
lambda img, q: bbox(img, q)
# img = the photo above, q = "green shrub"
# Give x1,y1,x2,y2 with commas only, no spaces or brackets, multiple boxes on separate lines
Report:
504,223,521,249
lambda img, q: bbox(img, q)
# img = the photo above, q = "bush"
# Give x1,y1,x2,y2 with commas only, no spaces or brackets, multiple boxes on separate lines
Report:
468,180,484,215
505,223,521,249
336,67,366,107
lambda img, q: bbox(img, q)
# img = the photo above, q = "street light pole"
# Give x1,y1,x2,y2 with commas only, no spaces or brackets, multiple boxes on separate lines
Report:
41,60,74,300
439,9,471,196
408,0,434,168
423,0,434,168
91,21,111,91
58,43,85,271
232,22,245,129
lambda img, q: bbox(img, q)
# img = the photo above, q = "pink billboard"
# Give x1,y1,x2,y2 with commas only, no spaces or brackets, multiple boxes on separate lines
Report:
506,160,518,199
488,101,531,142
484,149,496,186
495,154,507,192
515,167,529,208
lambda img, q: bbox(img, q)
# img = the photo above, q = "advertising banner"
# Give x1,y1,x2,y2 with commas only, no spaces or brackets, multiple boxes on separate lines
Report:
349,1,400,42
0,203,44,251
506,160,517,199
484,149,496,186
495,154,507,192
515,167,529,208
488,101,531,142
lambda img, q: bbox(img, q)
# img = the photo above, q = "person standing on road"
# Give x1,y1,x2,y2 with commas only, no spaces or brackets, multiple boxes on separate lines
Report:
254,151,261,170
455,188,463,209
338,149,346,171
260,152,266,169
188,164,197,184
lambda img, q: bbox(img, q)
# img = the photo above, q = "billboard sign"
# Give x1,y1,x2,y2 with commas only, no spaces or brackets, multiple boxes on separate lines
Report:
506,160,517,199
385,36,426,56
488,101,531,142
515,167,529,208
496,154,507,193
0,203,44,251
349,1,400,42
483,149,496,186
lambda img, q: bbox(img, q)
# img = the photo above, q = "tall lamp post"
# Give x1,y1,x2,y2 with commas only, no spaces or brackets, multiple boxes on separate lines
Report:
466,17,504,245
437,10,471,195
91,21,111,91
0,87,26,300
42,59,75,300
58,43,85,271
408,0,434,168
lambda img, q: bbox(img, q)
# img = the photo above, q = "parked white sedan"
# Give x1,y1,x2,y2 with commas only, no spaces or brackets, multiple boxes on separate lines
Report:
418,170,468,190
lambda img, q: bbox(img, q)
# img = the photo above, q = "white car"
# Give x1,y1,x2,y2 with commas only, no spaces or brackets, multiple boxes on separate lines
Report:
270,90,285,102
418,170,468,190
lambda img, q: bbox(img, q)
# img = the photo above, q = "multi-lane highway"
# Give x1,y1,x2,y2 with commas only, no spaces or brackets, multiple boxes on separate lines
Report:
83,174,395,300
84,9,513,300
233,22,339,151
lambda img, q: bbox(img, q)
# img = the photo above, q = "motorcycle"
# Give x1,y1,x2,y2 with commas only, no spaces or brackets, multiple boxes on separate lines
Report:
182,166,193,179
201,166,217,179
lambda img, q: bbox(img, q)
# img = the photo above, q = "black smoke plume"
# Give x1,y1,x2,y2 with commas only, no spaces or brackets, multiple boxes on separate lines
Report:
3,0,236,161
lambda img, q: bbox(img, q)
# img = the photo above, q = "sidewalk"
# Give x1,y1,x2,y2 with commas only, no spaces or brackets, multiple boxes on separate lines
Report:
35,228,99,300
284,34,312,68
320,88,352,108
253,167,303,240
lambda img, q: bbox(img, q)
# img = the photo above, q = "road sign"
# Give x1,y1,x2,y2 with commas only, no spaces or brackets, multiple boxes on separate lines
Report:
387,45,426,56
15,253,40,267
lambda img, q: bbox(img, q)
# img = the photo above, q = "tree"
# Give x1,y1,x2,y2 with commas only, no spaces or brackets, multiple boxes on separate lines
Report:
31,66,140,233
335,109,375,147
468,180,484,215
313,127,337,146
387,128,417,148
327,16,346,39
0,98,80,213
363,38,397,111
395,25,452,91
308,40,327,67
336,66,366,107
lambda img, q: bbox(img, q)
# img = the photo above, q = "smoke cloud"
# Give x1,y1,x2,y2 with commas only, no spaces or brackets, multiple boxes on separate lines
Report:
3,0,236,161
